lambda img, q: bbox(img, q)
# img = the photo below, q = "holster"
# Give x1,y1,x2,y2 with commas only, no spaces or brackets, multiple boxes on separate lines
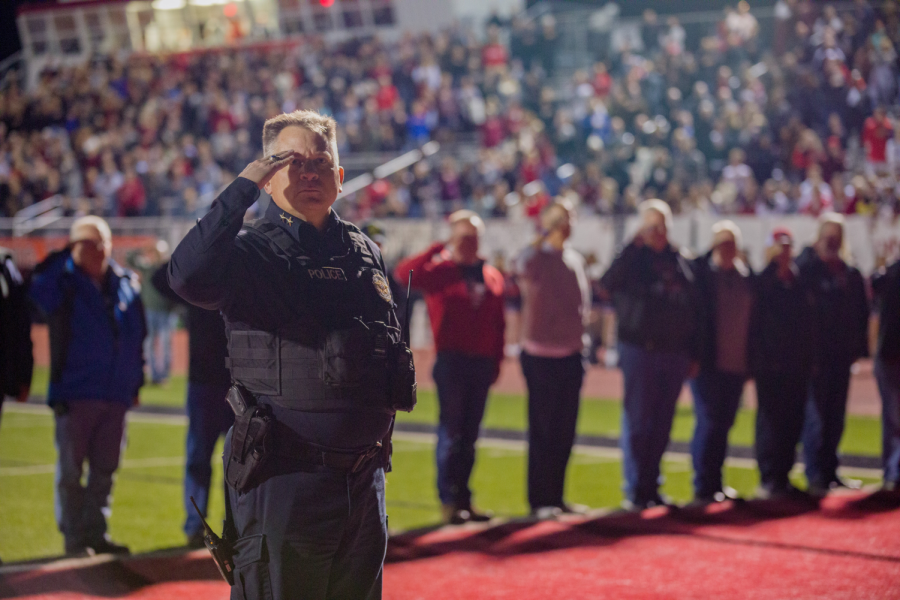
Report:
225,386,274,493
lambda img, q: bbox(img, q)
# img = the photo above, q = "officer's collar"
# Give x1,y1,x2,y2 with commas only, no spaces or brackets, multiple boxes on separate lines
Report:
265,200,340,244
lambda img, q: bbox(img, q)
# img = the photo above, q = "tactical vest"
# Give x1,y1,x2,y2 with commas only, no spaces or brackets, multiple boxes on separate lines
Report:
224,218,415,414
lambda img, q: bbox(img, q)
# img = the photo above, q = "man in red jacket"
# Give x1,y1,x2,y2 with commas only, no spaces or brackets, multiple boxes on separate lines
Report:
395,210,505,525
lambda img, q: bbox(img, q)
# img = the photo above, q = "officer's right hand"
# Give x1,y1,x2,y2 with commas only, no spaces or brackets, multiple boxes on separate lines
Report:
239,152,300,190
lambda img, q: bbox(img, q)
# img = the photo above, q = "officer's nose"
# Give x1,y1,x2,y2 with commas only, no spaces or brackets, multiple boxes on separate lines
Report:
294,160,319,180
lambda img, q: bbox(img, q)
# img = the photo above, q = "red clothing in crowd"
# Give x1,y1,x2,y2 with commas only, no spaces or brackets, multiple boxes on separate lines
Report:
481,43,508,68
863,115,894,163
395,243,506,364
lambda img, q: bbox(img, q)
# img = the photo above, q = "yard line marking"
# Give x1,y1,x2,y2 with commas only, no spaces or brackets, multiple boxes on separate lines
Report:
0,456,185,477
4,405,885,480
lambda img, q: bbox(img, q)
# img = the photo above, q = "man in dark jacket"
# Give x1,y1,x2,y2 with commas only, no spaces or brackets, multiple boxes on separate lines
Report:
600,199,700,510
797,213,869,496
151,263,233,548
29,216,145,556
750,228,816,499
0,248,33,426
872,257,900,492
688,221,755,506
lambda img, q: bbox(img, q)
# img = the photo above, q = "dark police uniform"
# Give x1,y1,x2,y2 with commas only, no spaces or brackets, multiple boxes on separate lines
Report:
168,177,408,600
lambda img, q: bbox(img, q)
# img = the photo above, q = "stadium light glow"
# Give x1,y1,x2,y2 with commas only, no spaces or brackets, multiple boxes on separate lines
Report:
189,0,228,5
152,0,186,9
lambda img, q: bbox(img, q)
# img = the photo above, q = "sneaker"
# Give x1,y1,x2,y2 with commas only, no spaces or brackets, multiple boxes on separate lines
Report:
531,506,563,520
87,538,130,556
831,476,863,491
441,504,493,525
688,486,741,508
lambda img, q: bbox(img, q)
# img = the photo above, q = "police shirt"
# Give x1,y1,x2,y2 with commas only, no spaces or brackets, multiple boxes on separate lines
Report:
168,177,394,449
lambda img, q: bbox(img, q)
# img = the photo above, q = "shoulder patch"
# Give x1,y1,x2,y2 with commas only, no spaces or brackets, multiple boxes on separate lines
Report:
372,270,393,303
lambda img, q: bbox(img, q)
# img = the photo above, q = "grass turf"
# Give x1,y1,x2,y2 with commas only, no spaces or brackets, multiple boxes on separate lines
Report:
1,368,882,563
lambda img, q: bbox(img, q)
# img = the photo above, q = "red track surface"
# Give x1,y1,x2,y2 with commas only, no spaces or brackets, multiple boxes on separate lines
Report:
3,492,899,600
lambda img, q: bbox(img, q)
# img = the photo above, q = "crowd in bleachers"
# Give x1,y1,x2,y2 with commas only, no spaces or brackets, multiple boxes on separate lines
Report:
1,0,899,220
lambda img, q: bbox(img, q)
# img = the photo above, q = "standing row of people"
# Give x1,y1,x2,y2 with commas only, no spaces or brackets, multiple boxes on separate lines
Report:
400,200,899,521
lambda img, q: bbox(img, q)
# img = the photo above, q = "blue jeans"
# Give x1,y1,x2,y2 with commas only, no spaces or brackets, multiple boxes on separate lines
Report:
433,352,496,507
224,433,387,600
689,370,746,498
54,400,128,549
145,310,177,383
802,361,853,487
183,381,233,537
618,342,691,504
875,358,900,484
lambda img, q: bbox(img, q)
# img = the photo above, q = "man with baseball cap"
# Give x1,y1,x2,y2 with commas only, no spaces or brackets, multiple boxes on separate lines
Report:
750,227,816,499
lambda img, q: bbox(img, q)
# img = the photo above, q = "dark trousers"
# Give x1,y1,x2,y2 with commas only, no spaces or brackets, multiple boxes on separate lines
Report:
875,358,900,484
432,351,495,507
225,433,386,600
755,373,809,491
521,351,584,510
618,342,691,504
184,381,234,536
54,400,127,549
802,361,853,487
689,370,746,498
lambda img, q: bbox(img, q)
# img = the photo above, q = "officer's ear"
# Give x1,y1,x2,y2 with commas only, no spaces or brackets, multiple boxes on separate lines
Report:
263,179,273,196
338,167,344,191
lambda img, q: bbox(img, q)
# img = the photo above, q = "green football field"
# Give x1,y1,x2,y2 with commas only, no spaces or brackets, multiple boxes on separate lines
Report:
0,370,883,564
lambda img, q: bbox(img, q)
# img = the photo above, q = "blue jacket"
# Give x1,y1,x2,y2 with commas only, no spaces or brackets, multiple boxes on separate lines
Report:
30,250,146,406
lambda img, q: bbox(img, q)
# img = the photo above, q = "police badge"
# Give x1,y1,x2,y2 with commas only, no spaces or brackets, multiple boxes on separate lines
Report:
372,271,393,303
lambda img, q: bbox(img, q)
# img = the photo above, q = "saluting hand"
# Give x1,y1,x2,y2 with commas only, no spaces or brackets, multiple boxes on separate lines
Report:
239,152,300,190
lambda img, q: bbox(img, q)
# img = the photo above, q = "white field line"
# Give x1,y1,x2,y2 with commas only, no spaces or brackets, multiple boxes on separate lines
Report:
2,405,883,480
0,456,185,477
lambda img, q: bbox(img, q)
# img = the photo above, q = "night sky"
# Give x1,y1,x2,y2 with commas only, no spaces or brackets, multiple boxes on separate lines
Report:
1,0,25,63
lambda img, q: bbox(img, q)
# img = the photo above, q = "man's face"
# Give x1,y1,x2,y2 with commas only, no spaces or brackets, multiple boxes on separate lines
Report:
818,222,844,261
450,220,480,265
264,126,344,219
713,233,738,268
71,225,111,280
641,209,668,252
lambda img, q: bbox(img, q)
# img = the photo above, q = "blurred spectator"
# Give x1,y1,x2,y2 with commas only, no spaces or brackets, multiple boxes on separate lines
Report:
515,200,590,518
29,216,145,556
151,262,233,548
395,210,505,524
599,200,700,510
871,257,900,493
128,241,176,385
689,221,755,506
751,228,816,499
797,213,869,496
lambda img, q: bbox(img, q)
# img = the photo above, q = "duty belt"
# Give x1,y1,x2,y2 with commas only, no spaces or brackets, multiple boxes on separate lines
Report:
273,423,382,473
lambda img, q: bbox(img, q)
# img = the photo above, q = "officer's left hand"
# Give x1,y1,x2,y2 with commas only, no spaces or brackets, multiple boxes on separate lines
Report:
239,151,301,189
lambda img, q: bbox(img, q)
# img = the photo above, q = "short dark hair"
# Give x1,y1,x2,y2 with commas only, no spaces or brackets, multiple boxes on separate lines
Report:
262,110,339,164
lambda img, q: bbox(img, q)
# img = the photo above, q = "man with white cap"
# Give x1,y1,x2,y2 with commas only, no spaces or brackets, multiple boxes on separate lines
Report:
29,216,146,556
688,220,755,506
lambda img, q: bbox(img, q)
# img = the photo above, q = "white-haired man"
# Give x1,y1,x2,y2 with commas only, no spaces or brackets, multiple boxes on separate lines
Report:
30,216,145,556
599,200,701,510
688,220,755,506
395,210,506,524
797,213,869,496
169,110,416,600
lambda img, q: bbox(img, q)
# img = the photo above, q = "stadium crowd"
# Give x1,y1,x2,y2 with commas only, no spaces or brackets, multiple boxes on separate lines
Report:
2,1,900,221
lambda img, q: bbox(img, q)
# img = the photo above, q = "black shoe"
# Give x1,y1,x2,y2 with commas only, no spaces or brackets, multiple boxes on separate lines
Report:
87,538,130,556
622,494,673,512
64,542,89,556
187,531,206,550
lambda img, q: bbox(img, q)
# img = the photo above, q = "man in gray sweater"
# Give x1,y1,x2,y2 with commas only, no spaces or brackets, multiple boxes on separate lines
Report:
515,200,591,518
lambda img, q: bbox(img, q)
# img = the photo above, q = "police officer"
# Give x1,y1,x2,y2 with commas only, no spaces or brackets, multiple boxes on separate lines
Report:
0,247,33,427
168,110,415,600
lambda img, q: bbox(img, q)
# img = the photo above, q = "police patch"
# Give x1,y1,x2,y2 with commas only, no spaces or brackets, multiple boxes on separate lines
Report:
372,271,392,303
308,267,347,281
